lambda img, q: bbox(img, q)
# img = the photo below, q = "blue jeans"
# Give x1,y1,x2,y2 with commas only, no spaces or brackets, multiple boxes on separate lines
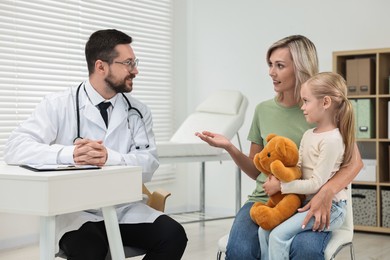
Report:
259,200,346,260
226,202,331,260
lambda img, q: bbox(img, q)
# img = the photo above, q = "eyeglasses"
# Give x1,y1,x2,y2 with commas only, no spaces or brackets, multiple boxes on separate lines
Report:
114,58,139,71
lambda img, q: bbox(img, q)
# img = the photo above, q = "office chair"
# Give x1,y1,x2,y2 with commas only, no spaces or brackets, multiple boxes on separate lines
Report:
216,185,355,260
325,184,355,260
57,184,171,259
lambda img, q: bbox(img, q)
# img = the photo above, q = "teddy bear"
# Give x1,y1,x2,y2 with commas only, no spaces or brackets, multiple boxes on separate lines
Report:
250,133,304,230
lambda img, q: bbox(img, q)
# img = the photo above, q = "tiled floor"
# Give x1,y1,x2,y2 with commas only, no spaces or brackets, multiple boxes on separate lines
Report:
0,218,389,259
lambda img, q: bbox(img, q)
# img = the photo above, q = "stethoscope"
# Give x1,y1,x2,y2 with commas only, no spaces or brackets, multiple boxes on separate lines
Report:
74,82,150,149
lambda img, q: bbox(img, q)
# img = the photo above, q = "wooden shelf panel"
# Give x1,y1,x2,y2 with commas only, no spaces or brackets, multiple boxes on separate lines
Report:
354,225,390,234
335,48,390,234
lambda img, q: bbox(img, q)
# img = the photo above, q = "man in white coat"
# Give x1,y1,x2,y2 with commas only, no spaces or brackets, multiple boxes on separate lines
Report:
4,29,187,260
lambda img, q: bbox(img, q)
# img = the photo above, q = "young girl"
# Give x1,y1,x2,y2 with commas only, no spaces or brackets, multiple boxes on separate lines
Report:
258,72,356,260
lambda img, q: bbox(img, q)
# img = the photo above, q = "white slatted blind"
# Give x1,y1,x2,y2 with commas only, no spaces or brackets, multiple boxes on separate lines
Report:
0,0,174,180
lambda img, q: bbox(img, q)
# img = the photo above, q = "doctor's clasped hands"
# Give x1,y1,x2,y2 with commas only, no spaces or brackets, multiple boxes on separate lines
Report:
73,138,107,166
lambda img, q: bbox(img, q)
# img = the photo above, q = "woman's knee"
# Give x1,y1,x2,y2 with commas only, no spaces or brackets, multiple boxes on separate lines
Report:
290,231,330,260
226,203,260,260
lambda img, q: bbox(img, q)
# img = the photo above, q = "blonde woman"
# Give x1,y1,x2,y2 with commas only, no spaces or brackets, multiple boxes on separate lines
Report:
196,36,363,259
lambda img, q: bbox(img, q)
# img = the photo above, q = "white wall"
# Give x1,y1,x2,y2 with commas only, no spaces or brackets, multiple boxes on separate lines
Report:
0,214,39,250
3,0,390,251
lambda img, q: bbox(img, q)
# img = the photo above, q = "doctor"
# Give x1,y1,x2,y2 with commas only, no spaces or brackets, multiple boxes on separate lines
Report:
4,29,187,260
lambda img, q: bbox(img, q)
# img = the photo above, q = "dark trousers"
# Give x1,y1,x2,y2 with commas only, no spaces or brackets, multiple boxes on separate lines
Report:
59,215,187,260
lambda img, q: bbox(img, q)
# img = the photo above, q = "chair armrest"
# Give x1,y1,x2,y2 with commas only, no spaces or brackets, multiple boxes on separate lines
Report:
142,184,171,212
148,189,171,212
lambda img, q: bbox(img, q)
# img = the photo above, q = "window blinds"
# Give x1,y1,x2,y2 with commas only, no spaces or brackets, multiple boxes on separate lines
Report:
0,0,174,180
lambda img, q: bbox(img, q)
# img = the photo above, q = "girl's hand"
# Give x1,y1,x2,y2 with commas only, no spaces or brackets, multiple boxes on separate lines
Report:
263,175,281,196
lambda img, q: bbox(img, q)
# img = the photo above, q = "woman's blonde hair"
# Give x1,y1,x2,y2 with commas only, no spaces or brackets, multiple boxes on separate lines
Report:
305,72,356,166
267,35,319,104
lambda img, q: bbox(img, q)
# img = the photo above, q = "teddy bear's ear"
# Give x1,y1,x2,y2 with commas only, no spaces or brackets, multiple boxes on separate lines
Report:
276,137,299,165
266,133,277,143
275,138,287,156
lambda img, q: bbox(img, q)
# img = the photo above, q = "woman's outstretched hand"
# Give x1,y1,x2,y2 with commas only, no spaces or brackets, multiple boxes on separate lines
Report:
195,131,231,150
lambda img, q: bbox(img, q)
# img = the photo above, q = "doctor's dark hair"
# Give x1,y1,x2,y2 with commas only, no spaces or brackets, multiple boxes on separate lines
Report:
267,35,319,104
85,29,133,75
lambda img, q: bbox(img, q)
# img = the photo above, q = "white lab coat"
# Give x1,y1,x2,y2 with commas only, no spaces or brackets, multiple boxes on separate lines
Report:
4,81,162,252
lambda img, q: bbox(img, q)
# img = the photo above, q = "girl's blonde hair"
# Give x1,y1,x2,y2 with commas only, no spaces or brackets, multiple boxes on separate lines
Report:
267,35,319,104
305,72,355,166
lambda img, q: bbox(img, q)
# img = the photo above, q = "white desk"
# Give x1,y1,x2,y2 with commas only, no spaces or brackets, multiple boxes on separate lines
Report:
160,153,241,217
0,165,142,260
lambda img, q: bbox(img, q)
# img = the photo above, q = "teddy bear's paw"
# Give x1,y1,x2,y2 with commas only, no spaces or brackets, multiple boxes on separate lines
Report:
251,201,265,208
253,206,292,230
270,160,289,180
250,206,278,229
259,195,302,230
249,203,267,224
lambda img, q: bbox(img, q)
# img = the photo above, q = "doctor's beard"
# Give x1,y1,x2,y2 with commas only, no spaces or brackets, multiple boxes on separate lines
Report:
105,73,135,93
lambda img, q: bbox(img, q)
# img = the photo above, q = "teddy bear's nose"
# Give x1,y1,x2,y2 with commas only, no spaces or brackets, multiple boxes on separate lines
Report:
267,152,271,157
